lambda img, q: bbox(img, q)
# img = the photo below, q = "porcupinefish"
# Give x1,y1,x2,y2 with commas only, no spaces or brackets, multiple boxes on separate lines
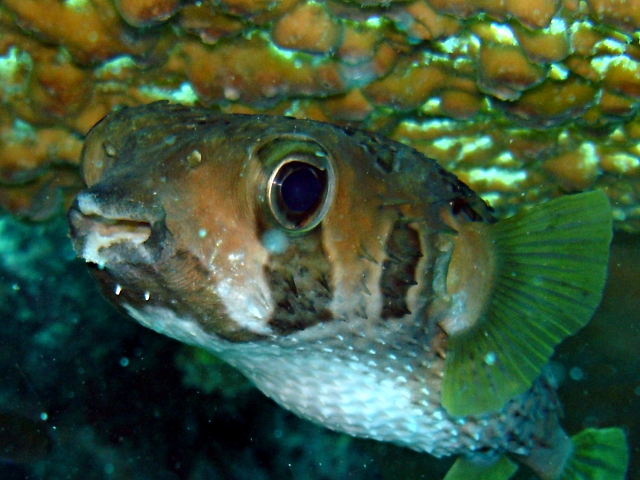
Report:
68,102,628,480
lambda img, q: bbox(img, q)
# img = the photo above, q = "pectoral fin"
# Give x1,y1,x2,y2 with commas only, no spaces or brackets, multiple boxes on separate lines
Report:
441,191,612,416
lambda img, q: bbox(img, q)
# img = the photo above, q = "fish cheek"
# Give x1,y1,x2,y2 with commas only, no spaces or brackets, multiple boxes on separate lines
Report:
90,244,262,343
150,248,265,342
173,181,287,340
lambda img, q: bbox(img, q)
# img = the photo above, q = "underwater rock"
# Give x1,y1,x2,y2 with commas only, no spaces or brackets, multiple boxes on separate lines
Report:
477,44,547,100
114,0,181,28
271,1,343,54
0,0,639,231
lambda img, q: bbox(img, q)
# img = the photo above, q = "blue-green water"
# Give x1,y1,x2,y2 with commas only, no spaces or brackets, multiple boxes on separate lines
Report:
0,213,638,479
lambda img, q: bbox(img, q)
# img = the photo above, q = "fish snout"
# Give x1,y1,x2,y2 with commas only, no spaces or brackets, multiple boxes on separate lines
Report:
68,190,171,268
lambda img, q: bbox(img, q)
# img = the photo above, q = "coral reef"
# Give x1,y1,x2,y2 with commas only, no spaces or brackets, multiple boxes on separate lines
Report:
1,0,639,229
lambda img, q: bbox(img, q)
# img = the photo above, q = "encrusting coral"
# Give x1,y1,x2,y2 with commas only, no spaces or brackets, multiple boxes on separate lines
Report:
0,0,639,230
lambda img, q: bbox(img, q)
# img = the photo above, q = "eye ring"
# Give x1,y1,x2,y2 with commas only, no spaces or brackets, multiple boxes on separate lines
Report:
266,152,334,232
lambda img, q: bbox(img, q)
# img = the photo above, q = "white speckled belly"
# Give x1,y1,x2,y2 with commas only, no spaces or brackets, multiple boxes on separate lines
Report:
125,303,471,457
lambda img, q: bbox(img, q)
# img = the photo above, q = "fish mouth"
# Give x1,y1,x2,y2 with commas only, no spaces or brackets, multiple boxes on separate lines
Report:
68,191,168,267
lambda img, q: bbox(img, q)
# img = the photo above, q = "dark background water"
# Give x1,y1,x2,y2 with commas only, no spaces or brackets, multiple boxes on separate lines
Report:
0,213,638,480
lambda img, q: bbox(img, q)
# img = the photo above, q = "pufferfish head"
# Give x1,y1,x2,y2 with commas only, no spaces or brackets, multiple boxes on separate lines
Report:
68,102,493,343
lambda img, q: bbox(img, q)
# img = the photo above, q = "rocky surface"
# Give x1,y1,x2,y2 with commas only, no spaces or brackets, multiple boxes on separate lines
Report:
0,0,639,230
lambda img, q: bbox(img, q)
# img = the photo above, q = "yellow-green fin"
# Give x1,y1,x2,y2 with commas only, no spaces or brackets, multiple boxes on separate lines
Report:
560,428,628,480
442,191,612,416
444,456,518,480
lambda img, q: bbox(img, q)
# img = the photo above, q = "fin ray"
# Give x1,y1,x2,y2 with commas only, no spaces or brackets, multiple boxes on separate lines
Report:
560,428,628,480
442,191,612,416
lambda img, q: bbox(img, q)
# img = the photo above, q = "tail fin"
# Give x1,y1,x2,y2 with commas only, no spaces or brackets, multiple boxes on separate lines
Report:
560,428,628,480
444,428,628,480
441,191,613,416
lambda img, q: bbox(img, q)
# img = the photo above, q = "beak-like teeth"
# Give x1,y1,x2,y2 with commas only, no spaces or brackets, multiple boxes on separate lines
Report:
68,193,156,266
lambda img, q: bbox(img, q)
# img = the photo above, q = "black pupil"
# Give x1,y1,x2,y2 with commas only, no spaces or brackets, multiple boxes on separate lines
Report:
281,166,322,213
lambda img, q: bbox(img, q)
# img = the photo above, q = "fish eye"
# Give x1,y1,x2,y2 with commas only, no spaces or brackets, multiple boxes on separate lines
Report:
280,163,322,212
267,154,334,232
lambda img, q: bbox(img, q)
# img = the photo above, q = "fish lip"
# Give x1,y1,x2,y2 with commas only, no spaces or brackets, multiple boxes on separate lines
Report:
68,192,168,267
